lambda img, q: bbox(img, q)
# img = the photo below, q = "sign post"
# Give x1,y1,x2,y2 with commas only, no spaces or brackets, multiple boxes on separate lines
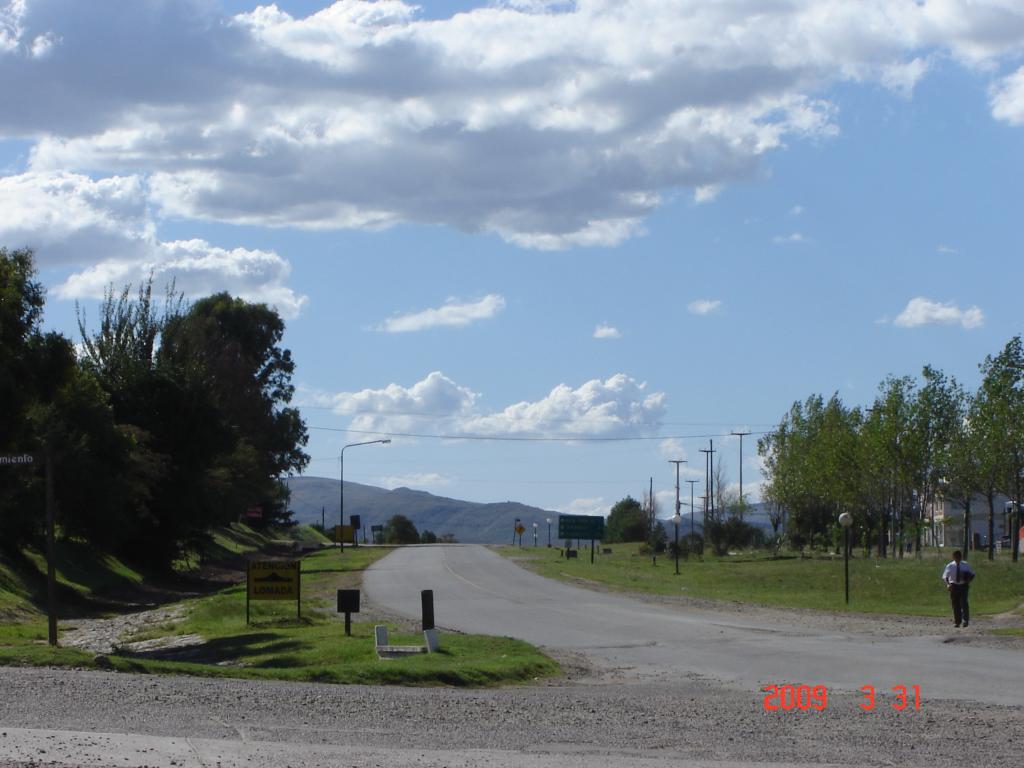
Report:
350,515,361,548
337,589,360,636
558,514,605,564
247,560,301,624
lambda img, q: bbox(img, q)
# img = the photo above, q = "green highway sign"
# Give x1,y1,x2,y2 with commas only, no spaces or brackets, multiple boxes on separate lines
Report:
558,514,604,541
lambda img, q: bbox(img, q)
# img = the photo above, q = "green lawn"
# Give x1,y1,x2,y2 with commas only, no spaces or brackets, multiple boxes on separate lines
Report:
495,543,1024,617
0,545,559,686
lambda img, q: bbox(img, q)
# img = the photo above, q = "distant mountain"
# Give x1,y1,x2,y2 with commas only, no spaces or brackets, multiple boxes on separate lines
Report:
284,476,561,544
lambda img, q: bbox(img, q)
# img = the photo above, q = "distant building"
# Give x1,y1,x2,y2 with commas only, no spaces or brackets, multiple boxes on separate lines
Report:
924,493,1016,551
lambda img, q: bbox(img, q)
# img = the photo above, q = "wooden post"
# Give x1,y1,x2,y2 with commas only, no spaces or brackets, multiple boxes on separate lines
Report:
245,562,250,625
45,446,57,647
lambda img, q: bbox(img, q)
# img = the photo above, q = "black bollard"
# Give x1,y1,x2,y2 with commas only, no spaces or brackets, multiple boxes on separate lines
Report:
421,589,435,631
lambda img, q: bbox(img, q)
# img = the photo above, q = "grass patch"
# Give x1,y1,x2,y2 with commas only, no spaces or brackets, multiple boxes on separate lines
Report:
0,545,559,686
496,543,1024,617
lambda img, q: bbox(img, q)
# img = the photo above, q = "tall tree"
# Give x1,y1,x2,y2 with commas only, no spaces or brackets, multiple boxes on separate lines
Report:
976,336,1024,561
605,496,647,543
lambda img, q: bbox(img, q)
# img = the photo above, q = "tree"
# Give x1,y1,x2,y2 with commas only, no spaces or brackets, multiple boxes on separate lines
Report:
384,514,420,544
977,337,1024,562
159,292,309,483
420,529,438,544
604,496,647,542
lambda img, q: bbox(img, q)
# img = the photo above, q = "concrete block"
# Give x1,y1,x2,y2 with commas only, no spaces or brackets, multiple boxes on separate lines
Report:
374,625,389,648
424,628,440,652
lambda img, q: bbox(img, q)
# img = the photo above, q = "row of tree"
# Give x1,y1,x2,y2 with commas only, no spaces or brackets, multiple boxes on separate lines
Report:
757,337,1024,560
0,248,309,568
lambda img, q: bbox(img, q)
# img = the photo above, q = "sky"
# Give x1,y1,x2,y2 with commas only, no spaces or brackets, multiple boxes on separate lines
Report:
2,0,1023,522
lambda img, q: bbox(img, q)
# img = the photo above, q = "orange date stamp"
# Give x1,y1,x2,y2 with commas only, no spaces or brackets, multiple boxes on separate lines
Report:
762,684,922,712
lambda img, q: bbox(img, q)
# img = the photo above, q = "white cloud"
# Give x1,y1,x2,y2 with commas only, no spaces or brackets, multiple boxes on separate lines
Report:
4,0,1023,252
936,244,958,254
893,297,984,330
773,232,806,244
687,299,721,315
322,371,666,438
0,171,307,317
376,294,505,333
557,497,607,517
790,205,804,216
658,438,687,461
991,66,1024,125
693,184,722,204
593,323,622,339
378,473,451,490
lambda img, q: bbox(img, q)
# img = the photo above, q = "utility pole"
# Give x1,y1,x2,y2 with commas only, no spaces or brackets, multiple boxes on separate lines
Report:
649,476,654,536
731,431,751,519
699,441,716,529
686,479,698,540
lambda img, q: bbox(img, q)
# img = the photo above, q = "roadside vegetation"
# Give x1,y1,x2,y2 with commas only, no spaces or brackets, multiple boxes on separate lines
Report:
497,542,1024,617
0,534,558,686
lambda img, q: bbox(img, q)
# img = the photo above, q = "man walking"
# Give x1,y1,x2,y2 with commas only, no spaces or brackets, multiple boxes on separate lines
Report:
941,550,976,628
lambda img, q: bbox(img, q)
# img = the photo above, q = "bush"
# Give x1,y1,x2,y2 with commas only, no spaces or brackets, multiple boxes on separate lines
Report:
705,516,758,556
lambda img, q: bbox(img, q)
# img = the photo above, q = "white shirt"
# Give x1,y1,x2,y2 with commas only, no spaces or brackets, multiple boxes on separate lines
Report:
942,560,975,585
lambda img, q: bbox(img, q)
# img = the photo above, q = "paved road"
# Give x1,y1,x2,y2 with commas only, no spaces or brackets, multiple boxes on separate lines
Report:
364,544,1023,705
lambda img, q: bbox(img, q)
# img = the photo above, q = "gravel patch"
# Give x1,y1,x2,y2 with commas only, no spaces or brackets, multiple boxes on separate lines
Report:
59,606,198,656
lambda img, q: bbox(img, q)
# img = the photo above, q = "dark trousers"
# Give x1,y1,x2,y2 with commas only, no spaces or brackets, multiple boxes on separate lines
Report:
949,584,970,626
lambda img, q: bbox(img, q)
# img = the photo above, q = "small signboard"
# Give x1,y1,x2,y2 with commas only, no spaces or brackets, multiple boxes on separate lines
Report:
558,514,605,541
350,514,361,530
371,524,384,544
246,560,300,623
515,523,526,536
245,505,263,519
333,525,356,544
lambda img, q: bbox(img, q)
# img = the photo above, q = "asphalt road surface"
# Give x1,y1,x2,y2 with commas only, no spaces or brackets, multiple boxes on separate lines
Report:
364,544,1023,705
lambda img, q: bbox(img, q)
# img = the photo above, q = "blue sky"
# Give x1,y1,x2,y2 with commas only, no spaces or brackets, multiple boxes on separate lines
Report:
2,0,1023,519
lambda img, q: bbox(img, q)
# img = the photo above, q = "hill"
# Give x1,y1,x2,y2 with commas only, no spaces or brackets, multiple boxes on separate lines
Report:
285,477,560,544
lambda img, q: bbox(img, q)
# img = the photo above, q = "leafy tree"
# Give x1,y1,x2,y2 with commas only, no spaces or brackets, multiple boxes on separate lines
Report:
604,496,647,542
420,529,438,544
384,514,420,544
159,292,309,484
977,337,1024,561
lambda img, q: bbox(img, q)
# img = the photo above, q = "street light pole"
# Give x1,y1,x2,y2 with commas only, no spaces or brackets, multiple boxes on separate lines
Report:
672,510,681,575
546,517,552,547
839,512,853,605
533,522,538,547
669,460,685,576
341,439,391,554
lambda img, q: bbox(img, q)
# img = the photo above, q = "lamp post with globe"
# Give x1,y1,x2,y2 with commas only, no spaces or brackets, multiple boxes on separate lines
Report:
839,512,853,605
672,510,682,575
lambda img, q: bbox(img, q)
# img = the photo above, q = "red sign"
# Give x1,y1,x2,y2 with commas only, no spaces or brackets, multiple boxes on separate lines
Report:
246,505,263,519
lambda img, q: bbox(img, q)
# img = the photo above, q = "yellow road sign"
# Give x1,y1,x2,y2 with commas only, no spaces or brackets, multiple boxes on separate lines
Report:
515,523,526,535
248,560,300,601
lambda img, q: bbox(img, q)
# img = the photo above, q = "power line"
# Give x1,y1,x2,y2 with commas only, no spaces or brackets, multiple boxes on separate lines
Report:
307,424,767,443
294,404,773,427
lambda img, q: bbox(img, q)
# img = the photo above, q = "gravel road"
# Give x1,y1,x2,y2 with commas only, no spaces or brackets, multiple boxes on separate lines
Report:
0,665,1021,767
